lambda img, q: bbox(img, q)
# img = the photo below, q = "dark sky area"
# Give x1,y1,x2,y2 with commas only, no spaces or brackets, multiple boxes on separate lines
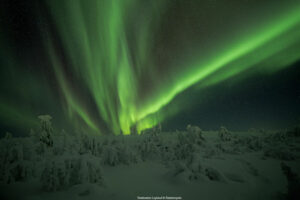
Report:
163,62,300,131
0,0,300,136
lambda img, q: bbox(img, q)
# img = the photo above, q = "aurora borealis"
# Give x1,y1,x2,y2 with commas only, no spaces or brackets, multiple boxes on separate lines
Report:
1,0,300,135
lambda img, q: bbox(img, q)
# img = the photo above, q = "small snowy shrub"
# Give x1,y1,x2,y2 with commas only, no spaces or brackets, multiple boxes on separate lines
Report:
205,167,224,182
186,153,201,170
271,131,288,142
263,147,295,161
159,144,176,162
174,143,195,160
167,158,204,182
187,125,205,144
172,161,187,177
218,126,231,141
245,136,263,151
166,161,192,182
174,132,196,160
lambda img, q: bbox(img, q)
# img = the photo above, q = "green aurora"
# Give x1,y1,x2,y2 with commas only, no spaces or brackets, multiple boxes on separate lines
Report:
1,0,300,135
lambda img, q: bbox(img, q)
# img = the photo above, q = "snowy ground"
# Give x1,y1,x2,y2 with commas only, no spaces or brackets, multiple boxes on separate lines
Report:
0,126,299,200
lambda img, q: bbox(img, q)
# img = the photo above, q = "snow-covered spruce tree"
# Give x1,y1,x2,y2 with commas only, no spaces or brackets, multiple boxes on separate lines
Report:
90,137,98,156
41,160,61,191
0,136,12,183
49,129,70,156
138,133,161,161
85,157,104,185
77,133,101,156
167,159,204,182
38,115,54,147
100,137,139,166
130,124,138,135
41,155,104,191
116,142,140,164
62,131,68,152
101,145,119,166
78,133,89,154
152,123,162,135
245,135,263,151
0,134,15,183
1,141,34,184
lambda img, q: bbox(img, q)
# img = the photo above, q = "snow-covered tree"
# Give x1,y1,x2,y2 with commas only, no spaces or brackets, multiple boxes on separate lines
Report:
187,124,205,144
38,115,54,147
218,126,231,141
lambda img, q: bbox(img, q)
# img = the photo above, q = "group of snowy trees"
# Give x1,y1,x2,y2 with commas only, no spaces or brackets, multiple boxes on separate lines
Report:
41,155,103,191
1,115,299,190
0,117,208,190
0,115,105,191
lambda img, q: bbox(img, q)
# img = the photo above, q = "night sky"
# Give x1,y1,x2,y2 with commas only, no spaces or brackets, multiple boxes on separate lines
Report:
0,0,300,136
